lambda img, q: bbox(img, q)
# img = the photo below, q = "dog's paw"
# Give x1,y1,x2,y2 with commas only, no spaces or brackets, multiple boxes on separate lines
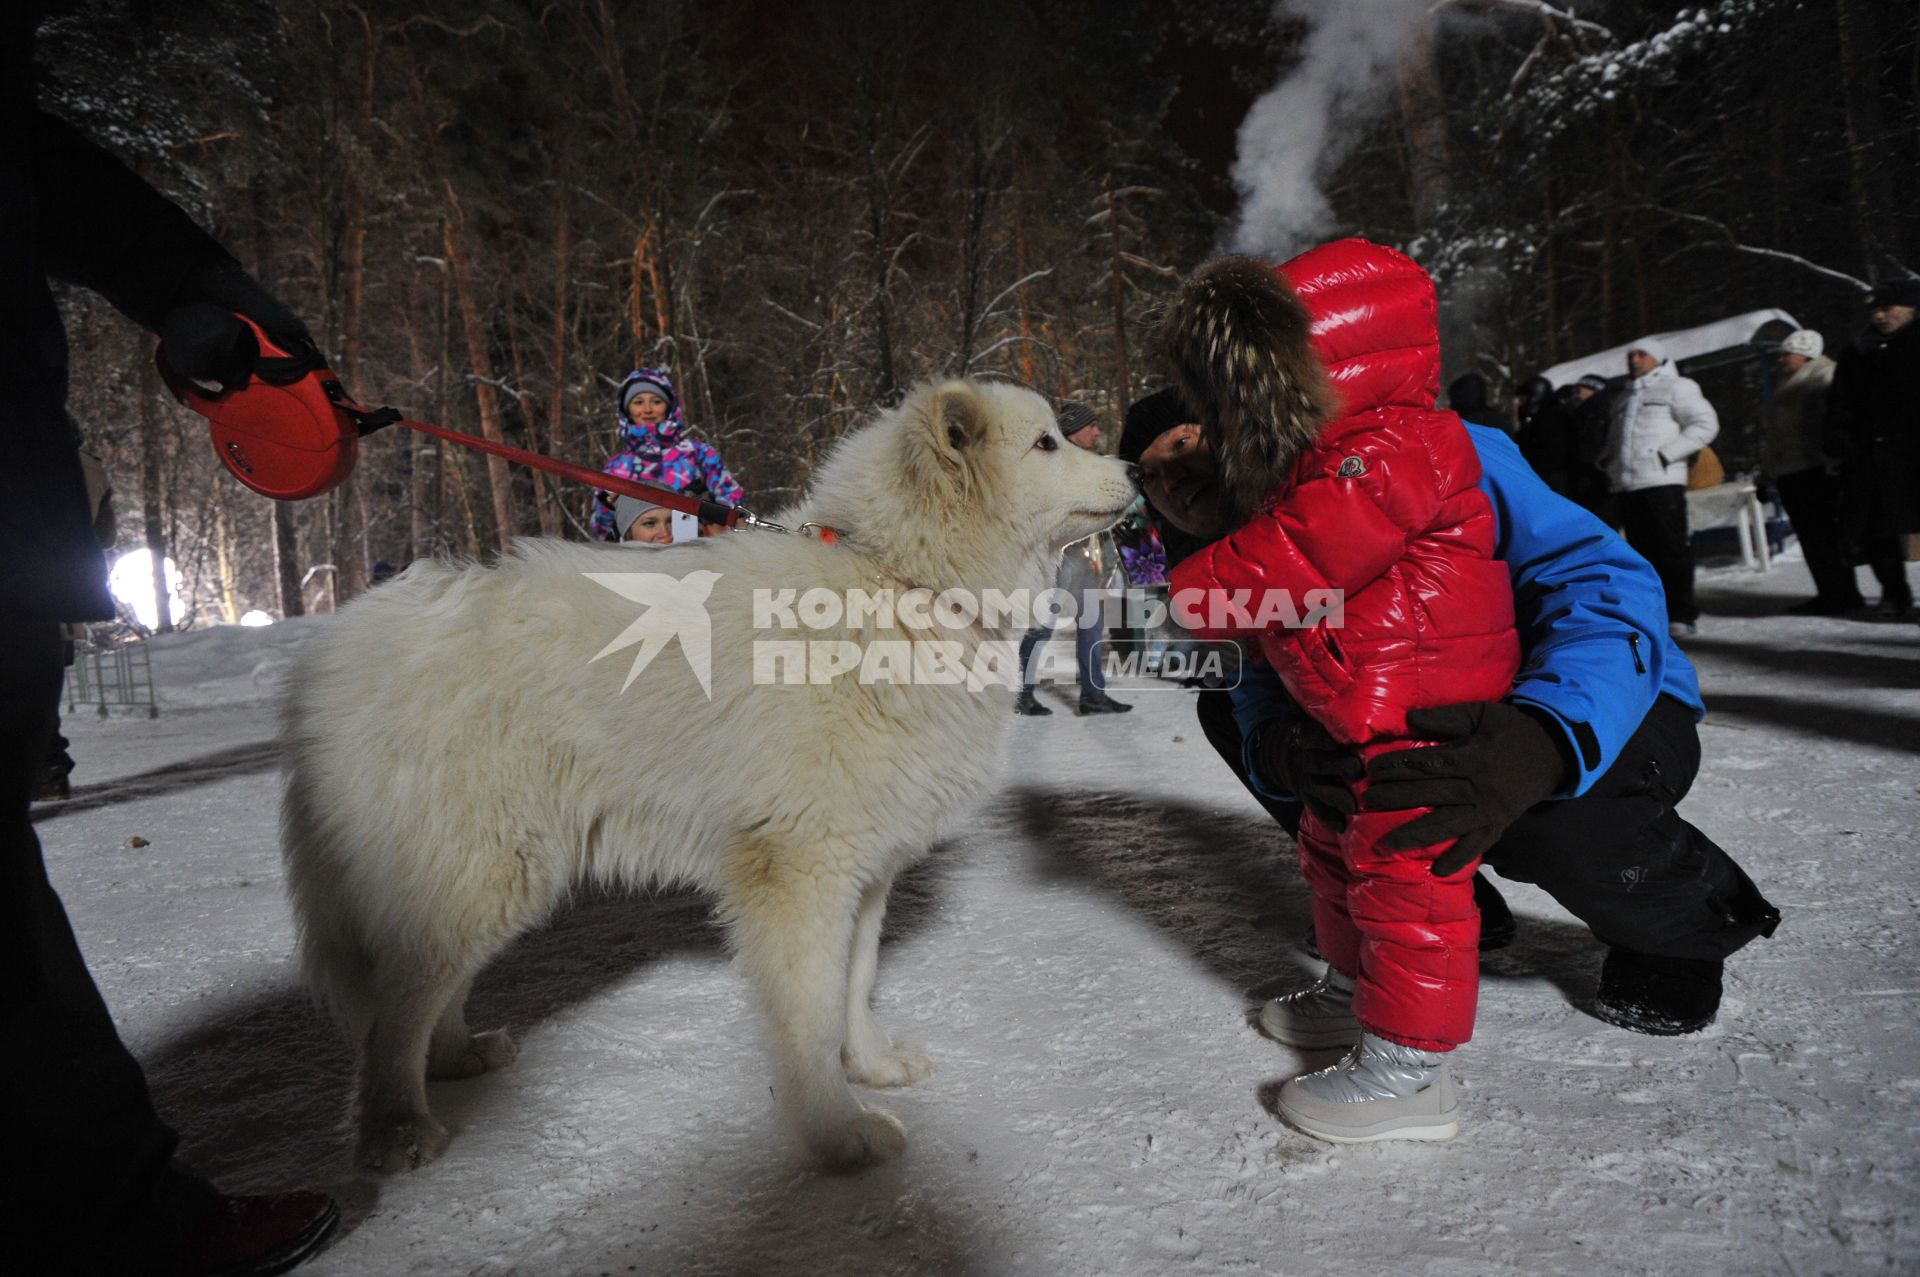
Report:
428,1028,518,1080
812,1108,907,1170
844,1040,936,1089
355,1115,450,1172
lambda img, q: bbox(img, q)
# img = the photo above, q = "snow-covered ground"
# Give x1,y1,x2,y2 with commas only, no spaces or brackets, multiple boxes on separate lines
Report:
38,554,1920,1276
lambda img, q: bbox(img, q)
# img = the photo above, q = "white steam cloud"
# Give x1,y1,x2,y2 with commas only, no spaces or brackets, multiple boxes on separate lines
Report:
1229,0,1433,257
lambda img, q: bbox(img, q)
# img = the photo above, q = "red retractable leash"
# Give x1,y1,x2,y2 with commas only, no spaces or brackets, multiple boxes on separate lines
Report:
157,313,807,535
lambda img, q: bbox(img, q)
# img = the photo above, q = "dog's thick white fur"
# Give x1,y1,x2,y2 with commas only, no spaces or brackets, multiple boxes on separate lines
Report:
282,379,1135,1172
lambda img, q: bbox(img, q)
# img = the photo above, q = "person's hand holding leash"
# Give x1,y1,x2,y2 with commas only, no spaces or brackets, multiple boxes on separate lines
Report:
158,264,322,392
1365,700,1570,876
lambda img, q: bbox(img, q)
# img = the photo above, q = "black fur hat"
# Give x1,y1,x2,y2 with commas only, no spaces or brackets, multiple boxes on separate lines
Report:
1119,386,1191,466
1867,278,1920,308
1160,256,1338,527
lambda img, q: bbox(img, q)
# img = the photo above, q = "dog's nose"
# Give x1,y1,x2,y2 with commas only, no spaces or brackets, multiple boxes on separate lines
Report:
1125,463,1144,490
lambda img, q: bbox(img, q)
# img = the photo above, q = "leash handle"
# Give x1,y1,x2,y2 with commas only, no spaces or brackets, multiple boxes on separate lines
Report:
159,315,359,501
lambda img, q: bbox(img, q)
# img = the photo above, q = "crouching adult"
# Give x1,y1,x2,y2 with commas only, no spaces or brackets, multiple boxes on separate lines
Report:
1122,377,1781,1039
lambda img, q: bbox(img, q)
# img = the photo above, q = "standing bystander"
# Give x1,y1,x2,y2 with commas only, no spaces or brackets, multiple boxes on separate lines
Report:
1827,280,1920,618
1600,339,1719,636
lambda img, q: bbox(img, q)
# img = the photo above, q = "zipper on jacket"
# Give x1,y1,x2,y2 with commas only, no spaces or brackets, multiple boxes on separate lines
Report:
1628,632,1645,675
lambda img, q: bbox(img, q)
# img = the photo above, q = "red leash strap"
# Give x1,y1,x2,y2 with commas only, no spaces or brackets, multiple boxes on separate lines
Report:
347,398,749,530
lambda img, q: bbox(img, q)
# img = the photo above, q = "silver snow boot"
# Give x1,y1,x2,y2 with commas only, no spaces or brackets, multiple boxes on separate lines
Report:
1276,1031,1459,1144
1256,965,1362,1049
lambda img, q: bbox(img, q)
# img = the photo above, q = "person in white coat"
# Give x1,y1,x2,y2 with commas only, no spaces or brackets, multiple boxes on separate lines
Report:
1600,337,1719,634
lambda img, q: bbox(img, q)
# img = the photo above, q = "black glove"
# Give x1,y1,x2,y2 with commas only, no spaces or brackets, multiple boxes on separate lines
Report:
158,264,322,392
1250,714,1362,831
1365,701,1571,876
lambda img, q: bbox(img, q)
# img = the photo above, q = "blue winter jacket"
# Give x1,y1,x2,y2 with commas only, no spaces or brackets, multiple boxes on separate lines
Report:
1231,423,1703,799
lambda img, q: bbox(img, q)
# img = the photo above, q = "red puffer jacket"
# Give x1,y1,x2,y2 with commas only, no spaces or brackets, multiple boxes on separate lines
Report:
1169,240,1520,745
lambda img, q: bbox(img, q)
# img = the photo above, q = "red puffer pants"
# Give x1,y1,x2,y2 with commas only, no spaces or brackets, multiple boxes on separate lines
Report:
1295,737,1481,1052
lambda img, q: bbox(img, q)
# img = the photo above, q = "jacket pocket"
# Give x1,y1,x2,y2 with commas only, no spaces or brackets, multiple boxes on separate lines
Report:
1297,624,1355,692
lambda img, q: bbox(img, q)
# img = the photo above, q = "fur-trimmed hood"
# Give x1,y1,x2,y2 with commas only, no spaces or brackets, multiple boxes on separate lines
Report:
1160,256,1337,527
1160,239,1444,526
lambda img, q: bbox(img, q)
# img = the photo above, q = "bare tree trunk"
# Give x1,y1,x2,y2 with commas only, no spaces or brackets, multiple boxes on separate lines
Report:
445,445,482,554
541,189,571,537
442,194,519,551
249,159,304,617
1769,90,1789,292
1400,22,1482,382
956,119,991,371
1103,172,1133,421
1542,176,1561,363
1600,103,1622,348
211,488,238,622
137,338,174,633
1631,236,1651,340
1835,0,1907,273
404,277,435,560
1397,24,1451,230
332,10,377,600
273,502,304,618
861,96,899,401
1013,184,1037,387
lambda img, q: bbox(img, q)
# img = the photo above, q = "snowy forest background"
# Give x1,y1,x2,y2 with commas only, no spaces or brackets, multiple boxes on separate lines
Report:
37,0,1920,624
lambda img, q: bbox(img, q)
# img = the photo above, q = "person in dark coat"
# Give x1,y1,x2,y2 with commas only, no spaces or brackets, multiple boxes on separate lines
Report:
1562,374,1619,523
1446,371,1512,436
4,7,338,1271
1827,279,1920,617
1516,374,1572,491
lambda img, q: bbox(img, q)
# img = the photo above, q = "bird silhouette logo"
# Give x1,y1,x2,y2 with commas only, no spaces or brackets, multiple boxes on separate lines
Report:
585,570,722,699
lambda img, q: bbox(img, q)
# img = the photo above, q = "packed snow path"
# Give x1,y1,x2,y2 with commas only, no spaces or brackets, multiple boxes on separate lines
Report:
40,558,1920,1276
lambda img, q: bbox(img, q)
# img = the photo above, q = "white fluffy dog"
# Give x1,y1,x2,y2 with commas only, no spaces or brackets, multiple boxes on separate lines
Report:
282,379,1136,1172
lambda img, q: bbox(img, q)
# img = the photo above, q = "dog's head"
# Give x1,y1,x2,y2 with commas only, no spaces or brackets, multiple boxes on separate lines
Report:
802,379,1138,593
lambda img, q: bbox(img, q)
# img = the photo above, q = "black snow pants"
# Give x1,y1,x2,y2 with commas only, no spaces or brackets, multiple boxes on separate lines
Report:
1,616,210,1270
1196,689,1779,963
1618,485,1698,626
1774,467,1866,607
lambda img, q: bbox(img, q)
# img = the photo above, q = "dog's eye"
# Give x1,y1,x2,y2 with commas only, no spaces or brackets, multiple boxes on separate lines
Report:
1034,434,1058,452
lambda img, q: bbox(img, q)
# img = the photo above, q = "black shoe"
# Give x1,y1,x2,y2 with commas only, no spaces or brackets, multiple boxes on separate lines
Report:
1472,871,1516,951
31,758,73,802
1876,594,1914,620
172,1190,340,1276
1593,948,1723,1035
1014,690,1052,716
1077,689,1133,715
1786,595,1864,616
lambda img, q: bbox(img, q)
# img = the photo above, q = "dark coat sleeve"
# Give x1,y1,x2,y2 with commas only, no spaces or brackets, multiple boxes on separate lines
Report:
29,110,243,330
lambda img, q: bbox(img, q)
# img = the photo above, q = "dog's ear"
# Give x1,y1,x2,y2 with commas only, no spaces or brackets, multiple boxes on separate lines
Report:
901,379,989,497
931,380,989,453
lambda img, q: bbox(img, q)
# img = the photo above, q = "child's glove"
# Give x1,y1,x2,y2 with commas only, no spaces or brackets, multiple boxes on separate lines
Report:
1250,716,1362,830
1365,700,1571,876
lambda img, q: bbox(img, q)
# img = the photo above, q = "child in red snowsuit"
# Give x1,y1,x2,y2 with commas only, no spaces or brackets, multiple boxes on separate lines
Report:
1161,240,1521,1141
